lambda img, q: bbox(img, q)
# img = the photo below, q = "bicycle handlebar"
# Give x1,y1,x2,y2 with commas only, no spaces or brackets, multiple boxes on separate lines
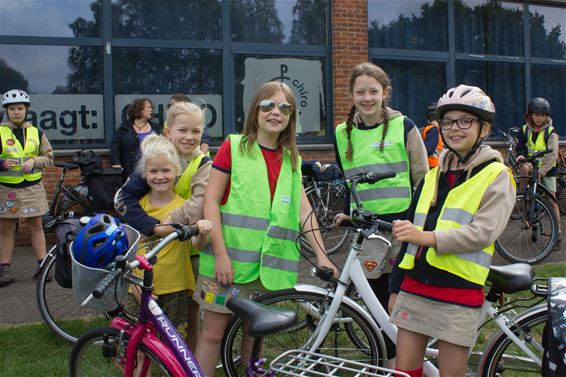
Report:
523,149,553,164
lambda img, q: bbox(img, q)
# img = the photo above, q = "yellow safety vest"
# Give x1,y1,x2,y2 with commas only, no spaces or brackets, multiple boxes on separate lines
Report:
174,153,206,256
200,135,303,290
0,125,42,183
335,116,412,214
398,162,511,286
523,124,555,167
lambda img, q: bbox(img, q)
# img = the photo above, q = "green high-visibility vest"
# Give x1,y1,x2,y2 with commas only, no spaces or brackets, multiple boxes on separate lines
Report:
523,124,555,167
0,125,42,183
200,134,302,290
335,116,411,214
398,162,512,286
174,153,205,256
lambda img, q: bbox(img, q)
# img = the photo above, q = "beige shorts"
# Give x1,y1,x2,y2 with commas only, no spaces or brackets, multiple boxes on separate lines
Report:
0,183,48,218
193,275,267,314
359,230,401,279
390,291,482,347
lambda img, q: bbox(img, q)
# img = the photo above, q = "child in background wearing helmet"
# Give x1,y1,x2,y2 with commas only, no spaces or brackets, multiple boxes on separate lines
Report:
130,135,211,346
195,81,336,376
333,62,429,366
115,101,211,351
389,85,516,377
515,97,560,242
421,102,443,168
0,90,54,287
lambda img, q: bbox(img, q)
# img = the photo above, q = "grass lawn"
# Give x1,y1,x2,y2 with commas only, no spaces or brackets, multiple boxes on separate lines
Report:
1,262,564,377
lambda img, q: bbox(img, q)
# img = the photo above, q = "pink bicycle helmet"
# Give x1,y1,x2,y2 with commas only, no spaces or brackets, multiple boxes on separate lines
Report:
436,85,495,121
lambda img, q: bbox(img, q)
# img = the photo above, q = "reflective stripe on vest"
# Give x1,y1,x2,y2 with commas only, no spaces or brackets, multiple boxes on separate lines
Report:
399,162,511,286
199,134,302,290
335,116,412,214
422,123,443,168
0,125,42,183
173,153,205,256
523,124,555,167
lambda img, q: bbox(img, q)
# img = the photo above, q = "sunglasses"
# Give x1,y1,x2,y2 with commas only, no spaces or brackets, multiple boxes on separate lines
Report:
258,100,294,116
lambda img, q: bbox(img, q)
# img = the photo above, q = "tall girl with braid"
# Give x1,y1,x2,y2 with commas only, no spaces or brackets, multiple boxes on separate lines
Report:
333,62,428,365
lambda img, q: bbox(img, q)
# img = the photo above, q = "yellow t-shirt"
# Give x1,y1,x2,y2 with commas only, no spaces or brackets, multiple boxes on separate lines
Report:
135,194,195,295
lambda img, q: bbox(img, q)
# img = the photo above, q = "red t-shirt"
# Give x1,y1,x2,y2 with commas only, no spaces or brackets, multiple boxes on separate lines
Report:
212,138,283,205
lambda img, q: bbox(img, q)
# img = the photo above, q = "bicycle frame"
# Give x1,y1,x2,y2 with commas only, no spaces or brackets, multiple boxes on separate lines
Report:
300,230,544,377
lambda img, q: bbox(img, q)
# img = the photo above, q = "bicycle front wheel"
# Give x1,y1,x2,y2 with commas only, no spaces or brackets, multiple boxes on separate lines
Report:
301,182,352,255
220,288,383,377
36,253,108,343
69,327,173,376
478,306,547,377
495,193,558,264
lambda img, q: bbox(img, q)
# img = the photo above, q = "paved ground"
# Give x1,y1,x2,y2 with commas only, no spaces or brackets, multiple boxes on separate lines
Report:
1,224,565,326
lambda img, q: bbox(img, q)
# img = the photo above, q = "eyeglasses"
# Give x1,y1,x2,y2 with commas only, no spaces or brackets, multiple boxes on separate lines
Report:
439,117,479,130
259,100,294,116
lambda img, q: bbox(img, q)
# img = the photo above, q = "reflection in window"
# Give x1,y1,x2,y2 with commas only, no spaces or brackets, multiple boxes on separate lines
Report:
111,0,221,41
231,0,327,44
0,0,101,38
371,59,446,128
455,60,524,136
529,5,566,59
456,1,523,56
368,0,447,51
531,65,566,136
234,55,327,136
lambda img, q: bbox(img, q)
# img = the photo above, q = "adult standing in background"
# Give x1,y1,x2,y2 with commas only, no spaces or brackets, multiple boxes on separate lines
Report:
111,98,161,182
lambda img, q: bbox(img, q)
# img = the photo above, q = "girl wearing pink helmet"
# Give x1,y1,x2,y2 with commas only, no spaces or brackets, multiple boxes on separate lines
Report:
388,85,516,377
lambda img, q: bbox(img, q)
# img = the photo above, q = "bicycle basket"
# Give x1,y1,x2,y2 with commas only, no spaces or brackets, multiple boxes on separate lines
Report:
70,224,140,311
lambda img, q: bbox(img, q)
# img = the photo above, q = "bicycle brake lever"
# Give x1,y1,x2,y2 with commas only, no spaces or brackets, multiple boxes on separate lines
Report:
367,233,392,248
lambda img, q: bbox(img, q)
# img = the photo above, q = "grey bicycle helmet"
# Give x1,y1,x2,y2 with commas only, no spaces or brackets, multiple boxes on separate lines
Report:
2,89,31,108
527,97,550,115
436,85,495,121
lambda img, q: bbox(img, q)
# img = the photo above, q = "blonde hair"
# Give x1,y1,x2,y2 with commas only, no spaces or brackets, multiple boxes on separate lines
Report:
344,62,392,160
166,101,204,130
137,135,182,177
241,81,299,170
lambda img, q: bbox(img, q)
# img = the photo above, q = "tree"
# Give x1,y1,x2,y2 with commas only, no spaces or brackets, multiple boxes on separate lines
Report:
0,58,29,93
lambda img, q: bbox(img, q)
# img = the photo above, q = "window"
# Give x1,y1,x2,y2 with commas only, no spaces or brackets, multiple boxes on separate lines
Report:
531,64,566,136
529,5,566,59
368,0,448,51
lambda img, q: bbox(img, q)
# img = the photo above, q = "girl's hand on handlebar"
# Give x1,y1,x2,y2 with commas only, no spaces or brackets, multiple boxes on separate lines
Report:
316,254,339,278
195,219,212,236
333,212,350,227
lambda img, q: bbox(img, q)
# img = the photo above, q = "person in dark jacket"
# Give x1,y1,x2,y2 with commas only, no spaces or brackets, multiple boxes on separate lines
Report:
111,98,161,182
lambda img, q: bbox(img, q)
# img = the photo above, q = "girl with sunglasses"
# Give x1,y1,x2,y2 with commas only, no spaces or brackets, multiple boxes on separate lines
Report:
389,85,515,377
194,81,336,376
333,62,429,367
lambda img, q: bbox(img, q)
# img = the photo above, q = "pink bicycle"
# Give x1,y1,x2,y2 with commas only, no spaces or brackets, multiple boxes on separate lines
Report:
68,223,205,376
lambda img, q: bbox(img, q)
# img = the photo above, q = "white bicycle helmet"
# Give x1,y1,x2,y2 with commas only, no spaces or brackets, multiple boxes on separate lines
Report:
2,89,31,108
436,84,495,121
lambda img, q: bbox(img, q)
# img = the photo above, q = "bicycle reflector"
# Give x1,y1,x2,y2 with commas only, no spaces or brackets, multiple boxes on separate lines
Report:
72,214,129,268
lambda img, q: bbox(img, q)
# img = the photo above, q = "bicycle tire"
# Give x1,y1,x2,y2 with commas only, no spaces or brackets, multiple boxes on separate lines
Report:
477,306,547,377
220,288,383,377
69,326,174,377
56,189,95,219
495,193,558,264
301,182,352,255
36,254,108,343
555,176,566,215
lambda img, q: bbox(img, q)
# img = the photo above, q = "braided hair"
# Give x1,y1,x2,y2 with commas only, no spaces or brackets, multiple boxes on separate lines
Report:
344,63,392,160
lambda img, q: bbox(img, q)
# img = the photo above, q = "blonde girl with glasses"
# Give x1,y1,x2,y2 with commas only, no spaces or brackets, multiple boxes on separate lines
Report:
333,62,429,367
194,81,336,376
389,85,516,377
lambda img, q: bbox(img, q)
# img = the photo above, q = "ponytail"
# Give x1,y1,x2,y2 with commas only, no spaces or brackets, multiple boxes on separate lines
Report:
379,102,389,152
345,105,356,161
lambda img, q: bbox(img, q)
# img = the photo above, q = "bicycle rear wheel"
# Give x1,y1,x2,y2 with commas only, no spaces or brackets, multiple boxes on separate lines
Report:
220,288,383,377
36,253,108,343
495,193,558,264
69,326,173,376
301,182,352,255
478,306,547,377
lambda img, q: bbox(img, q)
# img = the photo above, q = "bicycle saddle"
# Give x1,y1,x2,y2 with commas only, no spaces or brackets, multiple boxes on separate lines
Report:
226,298,297,337
487,263,534,294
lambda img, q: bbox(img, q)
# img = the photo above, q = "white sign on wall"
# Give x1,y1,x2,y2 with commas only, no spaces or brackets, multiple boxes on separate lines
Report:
0,94,104,141
113,95,223,138
242,58,325,134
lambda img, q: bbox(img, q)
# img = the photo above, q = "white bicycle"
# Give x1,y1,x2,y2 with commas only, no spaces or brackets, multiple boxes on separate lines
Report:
221,171,549,377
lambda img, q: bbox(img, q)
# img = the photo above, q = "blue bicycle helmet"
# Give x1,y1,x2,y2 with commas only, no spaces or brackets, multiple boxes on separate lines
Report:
72,214,129,268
